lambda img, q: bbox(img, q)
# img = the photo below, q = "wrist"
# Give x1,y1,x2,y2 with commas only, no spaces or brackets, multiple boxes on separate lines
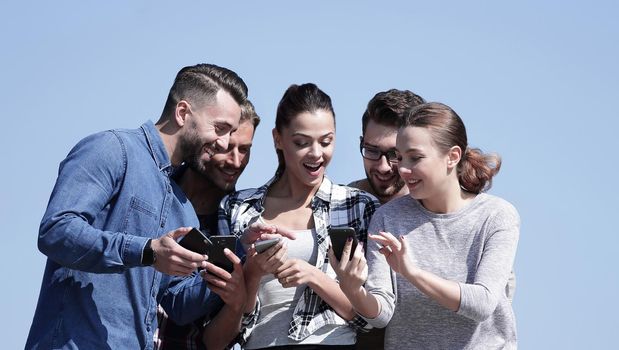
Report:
141,239,157,266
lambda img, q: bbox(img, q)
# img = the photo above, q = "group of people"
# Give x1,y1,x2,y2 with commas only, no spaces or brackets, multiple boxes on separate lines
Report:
26,63,519,350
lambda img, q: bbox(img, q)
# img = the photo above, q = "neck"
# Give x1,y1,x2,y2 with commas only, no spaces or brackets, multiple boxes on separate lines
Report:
155,118,183,167
270,171,320,207
178,168,225,215
420,177,474,214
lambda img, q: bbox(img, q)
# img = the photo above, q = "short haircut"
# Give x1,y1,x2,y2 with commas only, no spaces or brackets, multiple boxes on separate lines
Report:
361,89,425,135
162,63,248,116
240,99,260,129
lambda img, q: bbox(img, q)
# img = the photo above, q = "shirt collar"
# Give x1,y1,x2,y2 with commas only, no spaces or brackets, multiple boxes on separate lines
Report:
141,120,173,174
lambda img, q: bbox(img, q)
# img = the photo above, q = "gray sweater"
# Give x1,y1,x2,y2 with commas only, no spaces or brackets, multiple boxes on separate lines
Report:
362,193,520,349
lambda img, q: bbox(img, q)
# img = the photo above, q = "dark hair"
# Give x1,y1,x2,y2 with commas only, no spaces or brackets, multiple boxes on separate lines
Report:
274,83,335,175
240,99,260,129
362,89,425,135
402,102,501,193
162,63,248,117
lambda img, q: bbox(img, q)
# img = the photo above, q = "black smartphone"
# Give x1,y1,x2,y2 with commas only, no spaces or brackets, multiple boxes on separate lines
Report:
178,227,212,255
328,227,358,261
207,235,237,273
254,238,281,254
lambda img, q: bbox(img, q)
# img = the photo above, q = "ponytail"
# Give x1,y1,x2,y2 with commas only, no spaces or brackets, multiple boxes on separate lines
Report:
458,147,501,193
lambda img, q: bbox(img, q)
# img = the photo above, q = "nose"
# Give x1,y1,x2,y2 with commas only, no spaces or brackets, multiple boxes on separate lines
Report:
375,154,393,173
215,134,231,152
226,149,242,168
308,142,323,159
398,164,412,177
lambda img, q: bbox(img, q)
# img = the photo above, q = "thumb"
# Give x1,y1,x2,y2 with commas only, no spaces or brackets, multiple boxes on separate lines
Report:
399,235,408,253
170,227,193,239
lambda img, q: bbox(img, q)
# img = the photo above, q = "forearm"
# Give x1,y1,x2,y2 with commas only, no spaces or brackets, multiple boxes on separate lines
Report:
403,266,461,312
39,216,146,272
308,269,356,320
202,304,243,350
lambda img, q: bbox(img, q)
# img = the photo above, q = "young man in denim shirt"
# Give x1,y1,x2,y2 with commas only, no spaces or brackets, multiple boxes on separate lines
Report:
26,63,248,349
155,100,260,350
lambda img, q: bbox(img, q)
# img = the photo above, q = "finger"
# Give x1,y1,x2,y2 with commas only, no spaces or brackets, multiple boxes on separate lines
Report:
341,237,354,263
205,262,232,280
399,235,408,253
376,231,401,250
169,226,193,239
223,248,242,265
274,226,296,240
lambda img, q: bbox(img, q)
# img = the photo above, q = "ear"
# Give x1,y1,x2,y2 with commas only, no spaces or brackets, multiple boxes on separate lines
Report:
175,100,191,127
446,145,462,170
272,128,282,150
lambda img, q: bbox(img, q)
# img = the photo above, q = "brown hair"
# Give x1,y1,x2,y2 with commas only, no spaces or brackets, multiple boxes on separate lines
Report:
162,63,248,117
362,89,425,135
402,102,501,193
274,83,335,175
240,99,261,129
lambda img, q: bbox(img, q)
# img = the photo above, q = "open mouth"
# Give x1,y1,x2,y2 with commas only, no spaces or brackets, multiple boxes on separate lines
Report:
303,162,323,174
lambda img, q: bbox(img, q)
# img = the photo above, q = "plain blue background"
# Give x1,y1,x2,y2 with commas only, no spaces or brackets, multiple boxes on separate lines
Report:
1,1,617,348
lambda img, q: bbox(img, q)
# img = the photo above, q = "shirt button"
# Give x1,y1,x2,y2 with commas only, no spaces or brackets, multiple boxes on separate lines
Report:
167,186,171,193
160,222,164,228
147,326,151,332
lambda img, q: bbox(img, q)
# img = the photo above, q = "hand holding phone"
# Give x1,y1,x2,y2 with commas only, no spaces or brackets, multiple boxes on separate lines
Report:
207,235,237,273
328,227,358,261
254,238,281,254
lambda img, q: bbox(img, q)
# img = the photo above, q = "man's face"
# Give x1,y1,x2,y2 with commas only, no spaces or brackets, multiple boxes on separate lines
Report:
180,89,241,174
362,119,405,200
198,120,255,192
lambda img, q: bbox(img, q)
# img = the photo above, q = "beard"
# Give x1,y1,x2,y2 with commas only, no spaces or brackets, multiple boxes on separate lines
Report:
179,128,211,175
366,170,406,199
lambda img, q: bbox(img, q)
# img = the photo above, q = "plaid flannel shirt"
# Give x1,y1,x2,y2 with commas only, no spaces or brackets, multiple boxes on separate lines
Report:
218,174,379,342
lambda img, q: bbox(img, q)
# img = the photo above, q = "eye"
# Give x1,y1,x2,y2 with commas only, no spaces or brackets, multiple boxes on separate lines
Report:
320,139,332,147
293,140,309,147
238,146,250,155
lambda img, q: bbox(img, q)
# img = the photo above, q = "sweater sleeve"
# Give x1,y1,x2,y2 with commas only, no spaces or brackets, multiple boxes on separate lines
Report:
360,209,396,328
456,202,520,322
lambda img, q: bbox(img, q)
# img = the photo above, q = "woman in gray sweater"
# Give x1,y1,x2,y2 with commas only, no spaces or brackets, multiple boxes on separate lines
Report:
330,102,519,349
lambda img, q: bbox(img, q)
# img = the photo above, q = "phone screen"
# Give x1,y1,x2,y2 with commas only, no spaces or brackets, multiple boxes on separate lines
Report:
207,235,237,273
328,227,358,261
178,228,211,255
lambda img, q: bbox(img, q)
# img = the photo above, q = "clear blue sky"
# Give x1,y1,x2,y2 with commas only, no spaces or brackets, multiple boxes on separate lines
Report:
1,1,617,348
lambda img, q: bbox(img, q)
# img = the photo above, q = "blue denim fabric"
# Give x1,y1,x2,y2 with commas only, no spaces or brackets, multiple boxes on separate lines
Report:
26,121,213,349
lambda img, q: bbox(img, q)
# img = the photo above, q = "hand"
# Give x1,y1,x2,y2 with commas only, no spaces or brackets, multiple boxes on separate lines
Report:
201,248,246,312
150,227,208,276
241,222,296,249
369,231,416,275
328,238,367,296
275,258,318,288
245,239,288,277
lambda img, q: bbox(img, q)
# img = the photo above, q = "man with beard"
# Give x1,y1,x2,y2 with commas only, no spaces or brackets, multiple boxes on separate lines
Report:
348,89,425,350
27,64,248,349
155,100,260,350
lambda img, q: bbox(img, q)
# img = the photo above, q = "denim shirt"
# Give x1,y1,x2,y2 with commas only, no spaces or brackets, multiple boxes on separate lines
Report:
27,121,213,349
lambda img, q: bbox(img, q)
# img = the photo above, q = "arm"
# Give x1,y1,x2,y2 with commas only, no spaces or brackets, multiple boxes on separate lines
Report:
38,132,146,272
201,249,246,350
275,257,357,321
373,205,520,322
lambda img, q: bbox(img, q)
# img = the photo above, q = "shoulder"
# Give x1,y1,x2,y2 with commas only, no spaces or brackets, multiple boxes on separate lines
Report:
331,182,380,207
374,195,416,217
476,193,520,227
222,187,264,208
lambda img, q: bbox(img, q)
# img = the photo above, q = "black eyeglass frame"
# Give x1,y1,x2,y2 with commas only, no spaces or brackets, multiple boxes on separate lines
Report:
359,137,399,163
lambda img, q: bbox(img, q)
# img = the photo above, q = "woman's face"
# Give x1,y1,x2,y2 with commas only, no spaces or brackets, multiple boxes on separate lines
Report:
395,126,451,201
274,109,335,189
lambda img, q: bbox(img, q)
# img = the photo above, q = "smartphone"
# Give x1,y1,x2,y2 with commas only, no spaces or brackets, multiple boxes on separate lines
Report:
254,238,281,254
328,227,358,261
178,227,212,255
207,235,237,273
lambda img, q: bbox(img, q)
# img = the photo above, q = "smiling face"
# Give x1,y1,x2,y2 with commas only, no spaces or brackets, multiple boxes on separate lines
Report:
180,89,241,174
362,119,407,202
274,110,335,189
396,126,452,201
199,119,255,192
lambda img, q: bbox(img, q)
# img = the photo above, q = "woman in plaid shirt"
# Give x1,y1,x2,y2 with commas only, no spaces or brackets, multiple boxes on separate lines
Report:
218,83,379,350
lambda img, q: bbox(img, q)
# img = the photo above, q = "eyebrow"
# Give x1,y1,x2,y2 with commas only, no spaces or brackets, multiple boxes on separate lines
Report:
363,141,396,150
292,132,334,138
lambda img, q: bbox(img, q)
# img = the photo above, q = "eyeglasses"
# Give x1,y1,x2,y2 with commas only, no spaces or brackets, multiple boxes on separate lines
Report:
359,138,398,163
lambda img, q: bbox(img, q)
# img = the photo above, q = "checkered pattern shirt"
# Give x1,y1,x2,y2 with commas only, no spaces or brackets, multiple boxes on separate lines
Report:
218,175,379,342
